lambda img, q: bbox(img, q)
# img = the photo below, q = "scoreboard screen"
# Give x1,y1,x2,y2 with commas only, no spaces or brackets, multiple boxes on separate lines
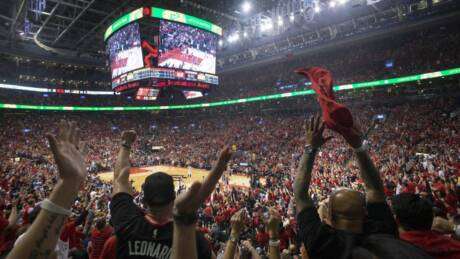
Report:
159,20,217,75
107,22,144,79
105,7,221,93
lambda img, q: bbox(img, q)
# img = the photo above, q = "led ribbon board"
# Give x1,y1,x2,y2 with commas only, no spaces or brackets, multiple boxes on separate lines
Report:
1,67,459,111
104,7,222,41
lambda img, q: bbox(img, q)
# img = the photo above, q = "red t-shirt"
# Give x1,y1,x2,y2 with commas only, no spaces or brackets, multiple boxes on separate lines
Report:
89,226,113,259
0,215,17,254
99,235,117,259
255,231,269,247
60,221,81,249
400,230,460,259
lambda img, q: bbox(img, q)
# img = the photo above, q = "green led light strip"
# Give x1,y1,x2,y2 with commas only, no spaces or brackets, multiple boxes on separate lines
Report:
1,67,459,111
104,7,222,40
150,7,222,36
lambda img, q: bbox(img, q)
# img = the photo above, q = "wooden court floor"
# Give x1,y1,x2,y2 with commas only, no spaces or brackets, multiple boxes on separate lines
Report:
98,166,251,191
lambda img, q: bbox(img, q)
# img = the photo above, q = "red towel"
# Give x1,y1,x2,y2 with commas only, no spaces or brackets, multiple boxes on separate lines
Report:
295,67,354,133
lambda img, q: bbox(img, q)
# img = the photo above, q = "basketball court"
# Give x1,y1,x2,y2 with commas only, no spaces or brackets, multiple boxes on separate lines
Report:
98,166,251,191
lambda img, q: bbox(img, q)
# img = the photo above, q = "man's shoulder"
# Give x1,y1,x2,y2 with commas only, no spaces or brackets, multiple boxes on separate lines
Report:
111,192,133,203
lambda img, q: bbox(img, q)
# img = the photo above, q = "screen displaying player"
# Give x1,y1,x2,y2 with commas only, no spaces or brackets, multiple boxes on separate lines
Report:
107,22,144,79
159,20,218,75
183,90,204,99
136,88,159,101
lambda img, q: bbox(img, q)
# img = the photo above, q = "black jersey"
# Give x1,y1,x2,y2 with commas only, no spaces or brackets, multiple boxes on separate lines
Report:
110,193,211,259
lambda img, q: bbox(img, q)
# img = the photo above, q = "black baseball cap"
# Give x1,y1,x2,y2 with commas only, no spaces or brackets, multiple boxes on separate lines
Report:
142,172,176,207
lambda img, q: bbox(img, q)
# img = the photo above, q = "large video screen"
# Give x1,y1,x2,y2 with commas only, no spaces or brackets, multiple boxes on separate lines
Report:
107,22,144,79
159,20,217,75
136,88,159,101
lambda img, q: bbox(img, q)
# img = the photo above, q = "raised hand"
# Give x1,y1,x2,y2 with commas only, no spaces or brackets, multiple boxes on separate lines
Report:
267,208,282,239
121,130,137,147
230,210,246,238
47,120,87,184
306,115,333,149
174,146,233,217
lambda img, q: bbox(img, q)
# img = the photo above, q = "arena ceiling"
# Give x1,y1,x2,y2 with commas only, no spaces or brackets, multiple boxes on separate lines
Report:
0,0,278,57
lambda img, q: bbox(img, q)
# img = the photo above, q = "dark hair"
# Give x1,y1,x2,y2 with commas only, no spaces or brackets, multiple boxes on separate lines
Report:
142,172,176,208
391,193,434,231
95,218,106,231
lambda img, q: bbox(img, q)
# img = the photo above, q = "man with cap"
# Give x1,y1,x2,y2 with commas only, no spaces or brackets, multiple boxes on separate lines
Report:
110,130,231,258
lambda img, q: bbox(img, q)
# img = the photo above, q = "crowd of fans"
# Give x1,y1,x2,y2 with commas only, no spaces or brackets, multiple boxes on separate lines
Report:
0,3,459,256
160,21,218,55
0,86,458,258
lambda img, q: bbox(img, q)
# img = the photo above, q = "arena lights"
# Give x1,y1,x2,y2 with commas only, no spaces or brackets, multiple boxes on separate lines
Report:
242,2,252,13
278,18,284,26
1,67,459,111
260,19,273,32
228,33,240,43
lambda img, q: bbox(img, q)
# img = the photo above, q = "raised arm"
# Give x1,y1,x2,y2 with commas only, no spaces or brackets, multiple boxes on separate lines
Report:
171,147,232,259
241,240,262,259
8,121,87,259
267,208,282,259
112,130,136,196
294,116,332,213
223,210,245,259
337,124,385,203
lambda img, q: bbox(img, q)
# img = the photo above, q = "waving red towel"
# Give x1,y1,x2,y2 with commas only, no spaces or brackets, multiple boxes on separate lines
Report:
295,67,354,132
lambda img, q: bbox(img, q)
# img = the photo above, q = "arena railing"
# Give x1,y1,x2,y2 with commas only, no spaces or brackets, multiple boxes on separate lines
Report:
0,67,459,111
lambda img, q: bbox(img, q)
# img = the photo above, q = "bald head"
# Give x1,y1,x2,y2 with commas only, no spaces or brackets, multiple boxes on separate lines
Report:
329,189,366,233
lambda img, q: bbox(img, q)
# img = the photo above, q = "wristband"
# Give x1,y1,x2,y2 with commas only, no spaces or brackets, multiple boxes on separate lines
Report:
173,211,198,226
121,140,131,149
304,145,318,154
40,199,72,216
353,142,368,153
229,235,239,243
269,239,280,247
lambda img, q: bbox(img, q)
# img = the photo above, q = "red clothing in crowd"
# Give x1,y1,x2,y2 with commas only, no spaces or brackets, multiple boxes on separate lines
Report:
400,230,460,259
255,230,269,247
99,235,117,259
60,220,82,250
203,206,213,217
89,226,113,259
0,215,17,255
402,182,416,194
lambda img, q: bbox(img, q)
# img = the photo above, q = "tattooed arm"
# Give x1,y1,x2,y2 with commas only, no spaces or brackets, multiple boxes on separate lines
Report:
7,121,87,259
